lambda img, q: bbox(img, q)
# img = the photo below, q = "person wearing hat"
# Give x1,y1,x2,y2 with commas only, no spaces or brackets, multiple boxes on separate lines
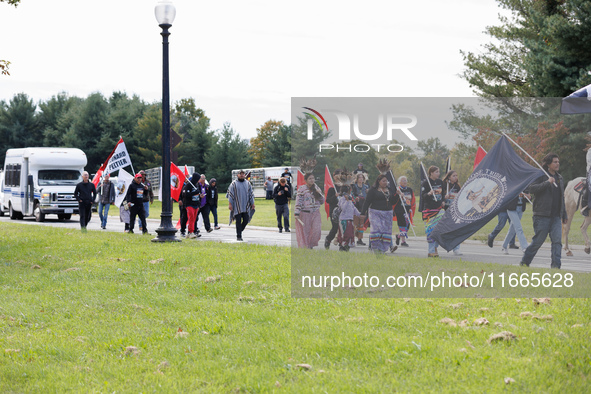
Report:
227,169,255,241
125,173,149,234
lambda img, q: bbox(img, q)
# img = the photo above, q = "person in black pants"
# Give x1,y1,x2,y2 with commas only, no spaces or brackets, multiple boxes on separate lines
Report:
273,177,291,233
74,171,96,232
324,170,342,249
197,175,212,233
125,173,148,234
208,178,220,229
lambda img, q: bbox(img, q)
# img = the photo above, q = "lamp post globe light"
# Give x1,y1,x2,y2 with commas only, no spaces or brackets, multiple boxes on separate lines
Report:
153,0,180,242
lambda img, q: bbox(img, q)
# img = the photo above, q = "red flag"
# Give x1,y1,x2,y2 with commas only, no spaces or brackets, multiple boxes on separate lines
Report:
473,146,487,170
92,138,125,187
184,165,189,177
170,163,186,202
323,165,334,219
297,169,305,190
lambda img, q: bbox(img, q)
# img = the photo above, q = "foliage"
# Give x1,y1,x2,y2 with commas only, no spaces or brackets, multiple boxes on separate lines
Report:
0,93,42,163
249,120,291,168
204,122,251,192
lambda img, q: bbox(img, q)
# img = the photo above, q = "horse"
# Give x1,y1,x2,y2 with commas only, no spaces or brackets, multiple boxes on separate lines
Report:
563,177,591,256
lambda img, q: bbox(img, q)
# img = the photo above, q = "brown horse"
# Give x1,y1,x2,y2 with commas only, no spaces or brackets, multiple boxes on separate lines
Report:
563,177,591,256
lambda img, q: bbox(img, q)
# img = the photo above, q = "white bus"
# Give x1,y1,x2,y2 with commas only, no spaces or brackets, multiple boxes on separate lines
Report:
231,166,298,198
2,147,87,221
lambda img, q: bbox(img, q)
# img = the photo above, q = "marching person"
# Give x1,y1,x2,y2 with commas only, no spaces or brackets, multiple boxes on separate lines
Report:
394,175,414,247
441,170,463,256
324,169,342,250
501,192,530,254
421,166,443,257
227,170,255,241
137,170,154,232
360,173,400,254
281,168,292,186
97,173,116,229
197,174,213,233
182,173,202,239
520,153,567,269
125,173,149,235
352,173,369,246
294,173,325,248
74,171,96,232
273,177,291,233
337,185,360,251
207,178,220,230
353,162,369,181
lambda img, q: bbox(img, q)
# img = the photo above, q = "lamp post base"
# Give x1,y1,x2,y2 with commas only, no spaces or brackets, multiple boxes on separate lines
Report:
151,214,180,242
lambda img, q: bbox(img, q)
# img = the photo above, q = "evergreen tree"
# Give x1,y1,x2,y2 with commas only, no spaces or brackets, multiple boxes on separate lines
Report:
0,93,42,163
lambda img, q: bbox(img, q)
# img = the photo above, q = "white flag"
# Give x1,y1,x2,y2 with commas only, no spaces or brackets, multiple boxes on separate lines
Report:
114,168,134,207
105,140,132,175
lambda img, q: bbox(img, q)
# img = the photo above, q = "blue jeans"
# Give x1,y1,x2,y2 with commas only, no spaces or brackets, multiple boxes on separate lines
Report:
98,202,110,228
210,206,218,226
503,206,528,250
490,211,516,245
138,201,150,229
275,203,290,230
521,216,562,268
428,241,438,254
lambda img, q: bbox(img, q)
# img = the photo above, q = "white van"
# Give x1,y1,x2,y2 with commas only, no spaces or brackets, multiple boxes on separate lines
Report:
2,147,87,221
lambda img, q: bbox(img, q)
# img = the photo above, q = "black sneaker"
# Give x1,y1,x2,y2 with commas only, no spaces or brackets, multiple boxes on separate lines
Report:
400,242,409,247
487,234,494,248
390,245,398,253
207,228,213,233
237,237,243,241
285,229,290,232
509,244,519,249
279,228,282,233
356,239,366,246
519,261,529,267
395,234,401,246
195,233,202,238
324,240,330,250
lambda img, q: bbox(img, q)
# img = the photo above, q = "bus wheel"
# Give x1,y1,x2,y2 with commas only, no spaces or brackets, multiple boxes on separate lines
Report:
34,203,45,222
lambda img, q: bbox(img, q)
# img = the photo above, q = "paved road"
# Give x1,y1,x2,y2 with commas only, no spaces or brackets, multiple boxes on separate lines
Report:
1,214,590,272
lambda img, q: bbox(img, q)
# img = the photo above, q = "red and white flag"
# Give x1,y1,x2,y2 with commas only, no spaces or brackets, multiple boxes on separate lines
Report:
184,165,190,177
473,146,487,171
170,163,186,202
92,138,132,187
323,164,334,219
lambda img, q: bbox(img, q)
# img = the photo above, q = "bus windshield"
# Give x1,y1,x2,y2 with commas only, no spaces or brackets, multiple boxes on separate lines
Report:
38,170,82,185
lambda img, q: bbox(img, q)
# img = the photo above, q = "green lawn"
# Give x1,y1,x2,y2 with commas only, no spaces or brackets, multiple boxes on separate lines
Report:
1,223,590,392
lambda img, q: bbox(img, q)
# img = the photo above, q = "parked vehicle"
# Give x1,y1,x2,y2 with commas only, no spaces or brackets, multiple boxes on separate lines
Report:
0,170,6,216
231,166,298,198
2,147,87,221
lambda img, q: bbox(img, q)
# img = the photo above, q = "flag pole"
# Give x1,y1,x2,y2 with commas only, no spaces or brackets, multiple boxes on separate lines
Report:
501,132,557,187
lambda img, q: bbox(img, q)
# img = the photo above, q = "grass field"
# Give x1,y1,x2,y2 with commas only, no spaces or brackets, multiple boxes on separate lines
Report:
1,223,590,392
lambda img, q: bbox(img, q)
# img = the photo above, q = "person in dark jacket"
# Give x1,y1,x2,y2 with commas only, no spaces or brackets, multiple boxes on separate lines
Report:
520,153,568,268
182,173,202,239
324,169,342,249
207,178,220,230
125,173,149,235
97,173,116,229
273,177,291,233
74,171,96,231
137,170,154,232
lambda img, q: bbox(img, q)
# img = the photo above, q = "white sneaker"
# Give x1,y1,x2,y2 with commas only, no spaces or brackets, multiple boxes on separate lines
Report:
453,250,463,256
502,248,509,255
187,233,196,239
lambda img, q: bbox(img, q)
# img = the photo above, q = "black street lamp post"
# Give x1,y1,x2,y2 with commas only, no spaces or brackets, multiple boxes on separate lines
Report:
153,0,179,243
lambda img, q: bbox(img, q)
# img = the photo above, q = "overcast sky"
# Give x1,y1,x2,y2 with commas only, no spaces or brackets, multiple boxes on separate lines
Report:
0,0,505,140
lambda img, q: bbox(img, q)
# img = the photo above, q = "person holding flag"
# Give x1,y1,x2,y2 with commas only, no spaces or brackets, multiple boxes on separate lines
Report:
394,175,415,247
520,153,567,269
441,170,463,256
421,165,443,257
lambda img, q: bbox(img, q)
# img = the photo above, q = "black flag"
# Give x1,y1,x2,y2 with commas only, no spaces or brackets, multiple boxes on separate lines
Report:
561,83,591,114
431,135,544,251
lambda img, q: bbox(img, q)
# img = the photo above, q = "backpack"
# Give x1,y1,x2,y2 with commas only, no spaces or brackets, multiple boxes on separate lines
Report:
331,205,342,223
